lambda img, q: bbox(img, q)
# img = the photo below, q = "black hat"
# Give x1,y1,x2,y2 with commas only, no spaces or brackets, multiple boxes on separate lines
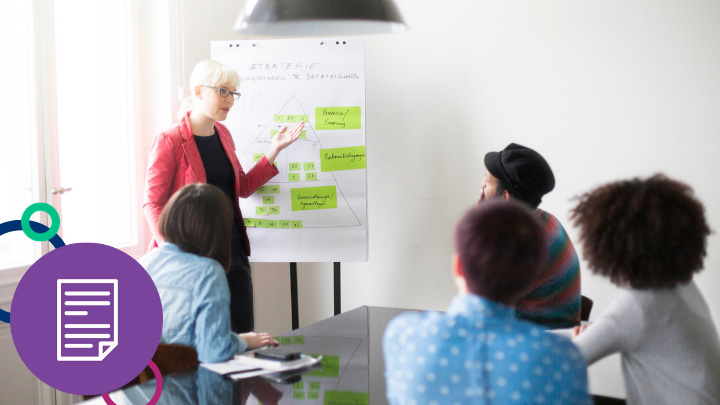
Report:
484,143,555,206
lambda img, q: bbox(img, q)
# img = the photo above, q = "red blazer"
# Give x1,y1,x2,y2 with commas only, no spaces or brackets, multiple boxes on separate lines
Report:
143,112,279,254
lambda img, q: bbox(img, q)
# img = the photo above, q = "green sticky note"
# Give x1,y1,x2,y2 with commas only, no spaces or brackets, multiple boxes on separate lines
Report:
298,115,309,123
315,107,361,130
256,219,267,228
263,196,274,205
289,162,301,171
269,206,280,215
293,391,305,400
243,218,255,227
270,129,278,139
279,220,291,229
291,220,303,229
319,146,366,172
280,336,293,345
289,173,300,182
323,391,368,405
299,130,306,139
303,162,316,171
308,391,319,400
292,381,304,390
306,355,340,378
309,382,321,390
293,335,305,345
253,153,265,162
266,220,278,228
274,114,286,123
273,336,280,342
269,185,280,193
286,114,298,123
257,186,269,194
256,206,268,215
291,186,337,211
306,172,317,181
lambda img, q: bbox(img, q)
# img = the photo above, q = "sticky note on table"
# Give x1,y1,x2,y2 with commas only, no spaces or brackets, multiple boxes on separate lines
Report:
305,172,317,181
274,114,285,123
289,162,301,171
320,146,366,172
323,391,369,405
269,185,280,193
263,196,274,205
279,220,291,229
303,162,316,171
291,186,337,211
315,107,361,130
253,153,265,162
257,186,268,194
306,355,340,378
243,218,255,227
256,207,268,215
289,173,300,182
291,220,303,229
269,206,280,215
293,335,305,345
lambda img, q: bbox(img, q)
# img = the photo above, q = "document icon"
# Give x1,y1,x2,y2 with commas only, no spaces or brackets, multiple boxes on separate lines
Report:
57,279,118,361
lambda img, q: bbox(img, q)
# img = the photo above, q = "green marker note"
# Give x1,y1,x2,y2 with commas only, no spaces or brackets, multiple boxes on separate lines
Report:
269,206,280,215
256,219,267,228
293,391,305,400
304,162,316,171
306,355,340,378
253,153,265,162
279,220,291,229
308,391,319,400
263,196,274,205
306,172,317,181
243,218,256,227
309,382,321,390
291,186,337,211
289,162,301,171
274,114,285,123
315,107,361,130
289,173,300,182
256,206,268,215
257,186,268,194
280,336,293,345
323,391,368,405
292,381,304,390
320,146,366,172
286,114,298,123
291,220,303,229
293,335,305,345
269,185,280,193
298,115,309,123
266,220,278,228
270,130,278,139
299,130,306,139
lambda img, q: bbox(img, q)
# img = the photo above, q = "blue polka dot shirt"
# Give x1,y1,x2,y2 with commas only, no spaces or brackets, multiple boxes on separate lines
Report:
383,294,592,405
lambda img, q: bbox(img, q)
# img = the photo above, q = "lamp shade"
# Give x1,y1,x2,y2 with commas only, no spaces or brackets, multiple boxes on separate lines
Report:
234,0,407,36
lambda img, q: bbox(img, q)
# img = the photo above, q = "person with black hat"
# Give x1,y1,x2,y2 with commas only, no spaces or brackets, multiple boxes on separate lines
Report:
480,143,581,328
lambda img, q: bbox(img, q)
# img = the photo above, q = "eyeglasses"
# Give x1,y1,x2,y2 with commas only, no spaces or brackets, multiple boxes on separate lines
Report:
202,85,241,100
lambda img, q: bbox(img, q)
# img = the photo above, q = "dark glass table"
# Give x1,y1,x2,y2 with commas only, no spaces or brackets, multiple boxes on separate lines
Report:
79,306,406,405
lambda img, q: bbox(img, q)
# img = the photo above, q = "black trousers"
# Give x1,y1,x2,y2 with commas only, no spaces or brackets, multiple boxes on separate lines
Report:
227,253,254,333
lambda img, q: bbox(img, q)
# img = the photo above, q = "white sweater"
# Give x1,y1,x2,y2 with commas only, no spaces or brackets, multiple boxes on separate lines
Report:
575,281,720,405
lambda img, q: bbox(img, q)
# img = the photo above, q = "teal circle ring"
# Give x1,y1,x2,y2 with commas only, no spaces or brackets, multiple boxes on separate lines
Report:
21,203,60,242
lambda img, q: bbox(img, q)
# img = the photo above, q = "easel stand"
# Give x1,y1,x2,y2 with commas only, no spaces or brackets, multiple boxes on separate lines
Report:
290,262,341,330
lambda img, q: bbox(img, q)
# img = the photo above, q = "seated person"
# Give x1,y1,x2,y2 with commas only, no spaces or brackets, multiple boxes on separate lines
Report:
384,200,591,404
480,143,581,328
139,184,277,363
571,175,720,404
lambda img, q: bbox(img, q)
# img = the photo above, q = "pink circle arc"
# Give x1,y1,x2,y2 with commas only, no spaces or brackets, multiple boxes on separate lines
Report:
101,360,163,405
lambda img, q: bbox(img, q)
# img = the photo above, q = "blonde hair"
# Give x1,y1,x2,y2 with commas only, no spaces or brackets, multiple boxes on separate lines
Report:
176,60,240,120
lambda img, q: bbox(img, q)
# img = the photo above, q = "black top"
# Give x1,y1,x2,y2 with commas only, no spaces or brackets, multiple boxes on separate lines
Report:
194,132,246,257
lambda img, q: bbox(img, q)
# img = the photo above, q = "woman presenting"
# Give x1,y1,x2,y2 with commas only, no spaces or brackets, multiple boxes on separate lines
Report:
144,60,304,333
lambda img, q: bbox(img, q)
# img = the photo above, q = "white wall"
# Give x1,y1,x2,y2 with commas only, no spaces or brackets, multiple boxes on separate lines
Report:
156,0,720,397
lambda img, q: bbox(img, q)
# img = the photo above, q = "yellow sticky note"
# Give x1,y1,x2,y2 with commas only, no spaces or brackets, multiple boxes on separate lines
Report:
269,206,280,215
263,196,274,205
289,162,301,171
269,185,280,193
320,146,366,172
253,153,265,162
256,206,268,215
289,173,300,182
291,186,336,211
315,107,361,130
243,218,255,227
279,220,291,229
306,172,317,181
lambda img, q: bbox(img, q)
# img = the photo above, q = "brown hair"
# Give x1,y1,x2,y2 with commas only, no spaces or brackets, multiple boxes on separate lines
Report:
455,199,546,306
158,184,233,272
570,174,711,289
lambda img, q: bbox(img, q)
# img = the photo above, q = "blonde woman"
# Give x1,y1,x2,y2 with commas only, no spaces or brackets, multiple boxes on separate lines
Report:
144,60,304,333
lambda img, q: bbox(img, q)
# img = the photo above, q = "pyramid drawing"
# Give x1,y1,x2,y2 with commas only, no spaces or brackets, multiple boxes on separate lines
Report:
238,96,362,228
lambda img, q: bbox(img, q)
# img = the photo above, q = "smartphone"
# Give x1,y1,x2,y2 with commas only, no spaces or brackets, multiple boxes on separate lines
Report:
254,348,301,361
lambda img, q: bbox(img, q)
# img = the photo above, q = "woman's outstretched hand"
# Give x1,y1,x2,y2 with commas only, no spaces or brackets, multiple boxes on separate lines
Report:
265,121,305,164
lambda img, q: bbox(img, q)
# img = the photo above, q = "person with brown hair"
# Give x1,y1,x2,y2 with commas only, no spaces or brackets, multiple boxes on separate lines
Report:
571,174,720,404
139,184,278,363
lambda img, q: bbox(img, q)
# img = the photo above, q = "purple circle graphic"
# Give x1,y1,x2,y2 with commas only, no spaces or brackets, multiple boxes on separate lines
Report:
11,243,162,395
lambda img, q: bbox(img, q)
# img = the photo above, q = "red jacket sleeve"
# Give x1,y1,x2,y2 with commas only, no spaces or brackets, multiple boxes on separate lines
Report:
143,132,178,244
